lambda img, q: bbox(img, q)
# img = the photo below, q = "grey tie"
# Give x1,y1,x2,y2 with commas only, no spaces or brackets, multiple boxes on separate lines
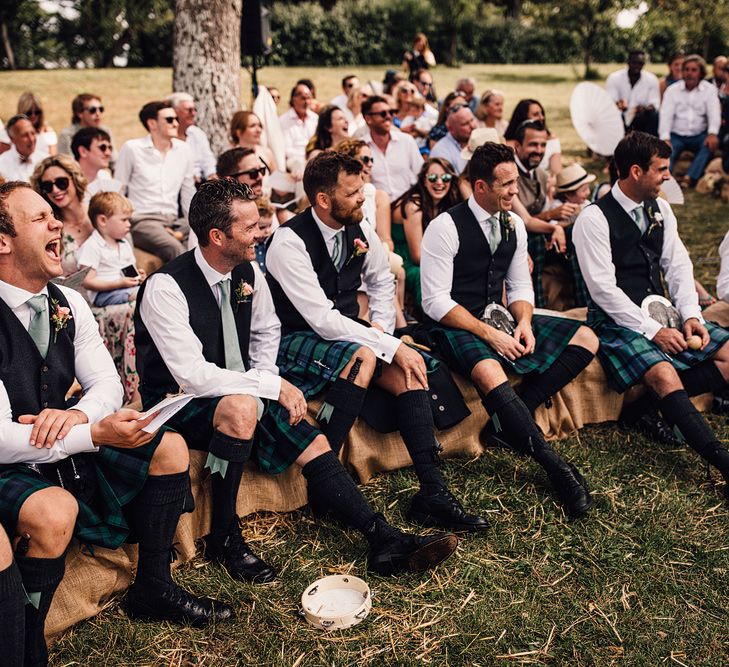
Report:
486,215,502,254
331,230,344,271
27,295,50,358
632,207,646,234
218,279,246,372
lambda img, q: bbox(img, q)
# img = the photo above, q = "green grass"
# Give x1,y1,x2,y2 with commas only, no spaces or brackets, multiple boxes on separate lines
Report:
2,64,725,666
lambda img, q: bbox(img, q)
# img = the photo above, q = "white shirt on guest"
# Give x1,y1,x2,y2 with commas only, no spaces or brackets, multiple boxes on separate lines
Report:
266,208,401,363
138,247,282,401
363,128,422,201
573,181,702,339
0,280,124,464
185,124,217,179
115,135,195,217
76,230,137,303
659,80,721,139
0,145,48,183
605,68,661,121
420,195,533,323
716,230,729,303
330,93,349,111
278,107,318,168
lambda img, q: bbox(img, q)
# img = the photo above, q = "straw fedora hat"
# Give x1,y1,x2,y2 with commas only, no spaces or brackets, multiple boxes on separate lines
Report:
556,163,596,193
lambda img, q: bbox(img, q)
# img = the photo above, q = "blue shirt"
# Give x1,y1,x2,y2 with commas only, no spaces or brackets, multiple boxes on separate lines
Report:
429,132,467,175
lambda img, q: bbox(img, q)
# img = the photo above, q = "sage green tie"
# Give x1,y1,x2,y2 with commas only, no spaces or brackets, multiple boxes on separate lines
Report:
27,295,50,358
218,279,246,373
486,215,502,254
632,207,646,234
331,230,344,271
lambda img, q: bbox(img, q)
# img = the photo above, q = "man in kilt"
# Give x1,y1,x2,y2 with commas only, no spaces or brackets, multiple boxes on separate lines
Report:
573,131,729,498
420,142,598,520
0,182,231,667
266,152,488,534
135,178,458,579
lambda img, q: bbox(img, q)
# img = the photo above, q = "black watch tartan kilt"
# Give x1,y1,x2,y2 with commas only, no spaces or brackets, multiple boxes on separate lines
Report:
143,393,319,476
528,230,589,309
588,307,729,393
427,313,583,377
0,428,167,550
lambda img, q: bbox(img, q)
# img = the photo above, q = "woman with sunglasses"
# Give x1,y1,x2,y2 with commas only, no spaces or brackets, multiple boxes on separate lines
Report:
392,158,463,309
229,110,278,174
504,99,562,178
30,155,140,403
306,106,350,161
475,90,508,137
57,93,115,161
16,92,57,156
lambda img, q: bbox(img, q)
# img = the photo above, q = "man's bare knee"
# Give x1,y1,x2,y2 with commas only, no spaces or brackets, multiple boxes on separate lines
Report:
472,359,508,393
644,362,682,397
295,434,332,468
214,394,258,439
17,488,78,558
149,432,189,475
570,326,599,354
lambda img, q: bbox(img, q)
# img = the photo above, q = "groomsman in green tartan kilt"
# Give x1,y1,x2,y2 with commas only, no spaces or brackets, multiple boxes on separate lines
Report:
135,178,458,580
420,142,598,520
266,152,488,534
574,131,729,499
0,182,231,667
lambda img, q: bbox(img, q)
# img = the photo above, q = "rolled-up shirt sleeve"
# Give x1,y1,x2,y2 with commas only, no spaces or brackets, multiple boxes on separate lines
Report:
504,213,535,306
360,224,396,333
420,211,459,322
248,262,283,383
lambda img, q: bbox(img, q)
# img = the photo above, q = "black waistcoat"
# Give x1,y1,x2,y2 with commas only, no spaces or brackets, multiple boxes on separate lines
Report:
594,192,665,307
134,251,255,404
443,200,517,320
0,283,76,419
266,208,367,334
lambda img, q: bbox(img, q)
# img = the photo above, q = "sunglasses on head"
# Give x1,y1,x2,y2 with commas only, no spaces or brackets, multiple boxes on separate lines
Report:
96,142,113,153
84,106,104,114
40,177,70,194
360,155,374,165
231,167,267,180
427,173,453,183
446,103,467,116
365,109,392,119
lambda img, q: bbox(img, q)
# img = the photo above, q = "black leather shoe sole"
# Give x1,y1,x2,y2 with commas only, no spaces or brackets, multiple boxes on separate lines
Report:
369,533,458,576
406,506,489,533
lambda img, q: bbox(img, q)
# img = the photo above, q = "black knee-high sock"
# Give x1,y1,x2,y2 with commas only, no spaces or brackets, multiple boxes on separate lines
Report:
0,561,25,667
15,553,65,667
518,345,595,414
302,451,376,534
659,390,729,477
208,430,253,539
678,359,727,397
396,390,446,493
316,378,368,453
126,470,189,587
619,389,660,424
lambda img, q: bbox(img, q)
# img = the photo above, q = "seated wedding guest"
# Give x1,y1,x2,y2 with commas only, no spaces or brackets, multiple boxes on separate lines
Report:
267,152,487,533
71,127,120,196
229,110,278,173
574,131,729,496
392,81,418,129
266,86,281,108
297,78,323,114
659,51,684,99
331,74,359,110
0,115,48,183
57,93,115,164
31,155,139,402
77,192,145,306
391,157,463,309
306,106,350,161
342,83,373,136
116,101,194,261
253,196,275,275
455,76,478,114
475,90,508,137
135,178,458,578
420,142,597,519
504,99,562,177
606,50,661,136
168,92,217,182
430,105,477,176
0,182,233,666
279,82,318,170
16,92,57,156
428,92,467,148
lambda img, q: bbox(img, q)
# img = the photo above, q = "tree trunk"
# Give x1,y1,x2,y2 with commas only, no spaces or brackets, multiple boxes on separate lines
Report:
173,0,242,155
447,26,457,67
1,20,16,70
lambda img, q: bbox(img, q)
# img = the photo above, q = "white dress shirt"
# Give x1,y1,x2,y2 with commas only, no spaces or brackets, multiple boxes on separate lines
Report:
605,68,661,121
573,182,702,339
76,230,137,303
364,129,423,201
185,125,217,179
659,80,721,139
0,280,124,464
716,230,729,303
139,247,281,400
420,195,534,323
330,93,349,111
115,135,195,217
266,209,401,363
278,108,319,167
0,146,48,183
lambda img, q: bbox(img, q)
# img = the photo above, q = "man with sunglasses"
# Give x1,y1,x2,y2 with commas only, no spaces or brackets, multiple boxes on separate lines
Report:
331,75,360,111
430,104,477,175
168,92,217,183
116,101,195,262
362,96,423,201
0,116,48,183
71,127,121,197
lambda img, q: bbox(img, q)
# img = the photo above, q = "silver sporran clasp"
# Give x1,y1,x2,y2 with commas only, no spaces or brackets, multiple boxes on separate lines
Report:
641,295,682,329
481,303,516,336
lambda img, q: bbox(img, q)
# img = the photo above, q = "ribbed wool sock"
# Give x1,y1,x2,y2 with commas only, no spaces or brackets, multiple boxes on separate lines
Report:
678,359,727,397
0,561,25,667
316,378,368,453
208,431,253,539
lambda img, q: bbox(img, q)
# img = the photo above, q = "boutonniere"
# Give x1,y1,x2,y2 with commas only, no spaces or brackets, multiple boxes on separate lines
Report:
499,211,515,242
345,237,369,266
234,280,253,312
50,299,72,342
646,206,663,235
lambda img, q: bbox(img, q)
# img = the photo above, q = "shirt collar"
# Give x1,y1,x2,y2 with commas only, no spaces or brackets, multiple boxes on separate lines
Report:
514,154,533,177
612,181,643,214
194,246,231,287
467,195,496,222
311,208,343,241
0,279,49,309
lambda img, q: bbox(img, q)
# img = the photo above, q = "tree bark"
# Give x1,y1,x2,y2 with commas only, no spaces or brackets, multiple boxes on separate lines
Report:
1,20,16,70
173,0,242,155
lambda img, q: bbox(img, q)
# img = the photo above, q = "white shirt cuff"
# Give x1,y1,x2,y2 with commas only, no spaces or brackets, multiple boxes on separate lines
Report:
642,318,663,340
375,333,402,364
68,423,99,453
258,372,282,401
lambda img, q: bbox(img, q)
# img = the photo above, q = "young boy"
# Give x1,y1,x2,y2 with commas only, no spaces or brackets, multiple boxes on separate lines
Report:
254,196,275,274
77,191,145,305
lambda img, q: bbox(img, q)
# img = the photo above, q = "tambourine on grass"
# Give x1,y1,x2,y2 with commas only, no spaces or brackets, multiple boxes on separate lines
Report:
300,574,372,632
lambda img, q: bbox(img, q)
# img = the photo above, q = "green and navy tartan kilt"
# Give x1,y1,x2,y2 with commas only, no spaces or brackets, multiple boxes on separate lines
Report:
588,307,729,393
528,229,589,308
0,430,165,550
156,396,319,476
428,313,582,377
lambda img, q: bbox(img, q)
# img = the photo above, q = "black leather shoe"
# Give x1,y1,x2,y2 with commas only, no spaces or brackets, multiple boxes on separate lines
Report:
621,410,678,446
547,462,593,520
365,514,458,576
407,487,489,533
204,530,276,583
125,581,234,627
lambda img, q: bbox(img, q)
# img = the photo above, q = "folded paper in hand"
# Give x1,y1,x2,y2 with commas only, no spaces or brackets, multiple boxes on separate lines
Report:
138,394,195,433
